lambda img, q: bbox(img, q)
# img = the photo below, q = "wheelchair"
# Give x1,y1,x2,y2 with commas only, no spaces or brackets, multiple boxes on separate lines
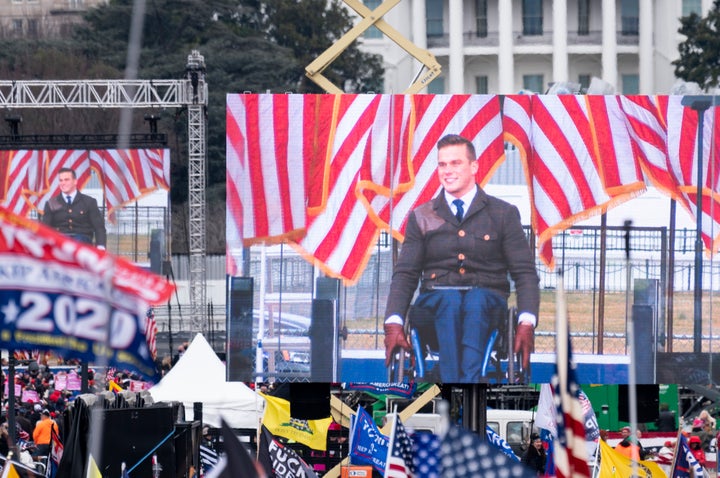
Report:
387,304,528,384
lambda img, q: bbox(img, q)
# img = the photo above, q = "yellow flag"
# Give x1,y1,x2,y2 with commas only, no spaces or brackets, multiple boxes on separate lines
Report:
598,439,667,478
261,393,332,451
1,463,22,478
86,454,103,478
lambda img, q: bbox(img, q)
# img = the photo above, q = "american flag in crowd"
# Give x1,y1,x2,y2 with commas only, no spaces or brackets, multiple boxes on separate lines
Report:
145,307,157,360
439,426,535,478
551,274,591,478
385,415,415,478
412,431,441,478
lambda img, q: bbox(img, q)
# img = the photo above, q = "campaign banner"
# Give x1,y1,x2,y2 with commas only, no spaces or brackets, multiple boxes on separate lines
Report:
345,382,417,398
485,425,520,461
0,206,174,380
348,407,388,474
21,389,39,404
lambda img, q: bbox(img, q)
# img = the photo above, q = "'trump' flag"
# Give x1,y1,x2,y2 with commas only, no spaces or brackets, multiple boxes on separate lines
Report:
0,206,175,380
671,434,704,478
385,414,415,478
348,406,388,474
552,276,591,478
485,425,520,461
261,393,332,451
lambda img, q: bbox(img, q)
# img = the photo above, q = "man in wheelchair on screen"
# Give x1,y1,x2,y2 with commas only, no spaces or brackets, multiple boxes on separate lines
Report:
383,134,540,383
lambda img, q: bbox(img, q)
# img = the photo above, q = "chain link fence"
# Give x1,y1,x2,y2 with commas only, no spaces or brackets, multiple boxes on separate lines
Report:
233,225,720,361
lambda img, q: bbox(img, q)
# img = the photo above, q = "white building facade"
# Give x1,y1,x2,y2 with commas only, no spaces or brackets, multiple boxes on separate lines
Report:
357,0,714,95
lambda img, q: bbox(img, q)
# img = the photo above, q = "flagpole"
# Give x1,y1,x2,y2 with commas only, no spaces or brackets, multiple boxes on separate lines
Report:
624,220,640,478
668,428,683,476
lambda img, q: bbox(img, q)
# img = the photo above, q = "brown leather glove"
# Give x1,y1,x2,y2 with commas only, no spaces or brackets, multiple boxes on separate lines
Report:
514,323,534,371
384,323,411,367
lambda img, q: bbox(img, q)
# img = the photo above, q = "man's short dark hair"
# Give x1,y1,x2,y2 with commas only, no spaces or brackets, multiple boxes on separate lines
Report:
437,134,477,161
58,167,77,178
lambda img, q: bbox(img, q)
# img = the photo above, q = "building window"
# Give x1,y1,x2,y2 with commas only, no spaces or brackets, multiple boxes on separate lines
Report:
476,76,488,94
578,0,590,35
427,0,444,37
522,0,543,36
428,76,445,94
622,74,639,94
578,74,591,92
476,0,488,37
363,0,383,39
523,74,544,93
621,0,639,35
682,0,702,16
27,19,38,37
12,19,23,35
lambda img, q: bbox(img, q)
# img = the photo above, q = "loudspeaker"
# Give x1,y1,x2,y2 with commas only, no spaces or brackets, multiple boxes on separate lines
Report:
149,229,165,274
227,277,254,382
618,384,659,423
632,305,655,383
310,299,334,381
290,383,330,419
97,407,175,477
316,277,340,300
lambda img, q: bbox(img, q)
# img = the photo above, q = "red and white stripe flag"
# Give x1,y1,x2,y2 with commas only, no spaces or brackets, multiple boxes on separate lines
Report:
552,274,591,478
227,93,506,283
506,95,644,267
621,95,720,254
89,148,170,219
226,93,318,249
381,94,505,238
145,307,158,360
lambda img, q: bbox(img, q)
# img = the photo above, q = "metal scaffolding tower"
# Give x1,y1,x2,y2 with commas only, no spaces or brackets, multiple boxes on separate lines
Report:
0,50,209,333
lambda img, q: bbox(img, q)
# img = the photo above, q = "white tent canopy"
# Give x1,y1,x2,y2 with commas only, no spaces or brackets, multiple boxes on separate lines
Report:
149,333,264,429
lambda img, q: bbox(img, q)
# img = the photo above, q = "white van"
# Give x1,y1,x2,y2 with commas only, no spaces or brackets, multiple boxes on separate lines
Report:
403,409,535,457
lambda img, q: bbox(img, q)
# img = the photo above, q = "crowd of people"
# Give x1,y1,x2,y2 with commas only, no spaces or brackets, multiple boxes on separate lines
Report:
0,357,159,470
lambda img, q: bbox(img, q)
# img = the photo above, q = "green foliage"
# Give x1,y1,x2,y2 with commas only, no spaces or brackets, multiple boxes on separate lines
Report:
673,0,720,90
263,0,384,93
0,0,386,252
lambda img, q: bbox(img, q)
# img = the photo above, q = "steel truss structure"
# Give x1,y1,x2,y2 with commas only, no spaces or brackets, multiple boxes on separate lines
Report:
0,50,209,334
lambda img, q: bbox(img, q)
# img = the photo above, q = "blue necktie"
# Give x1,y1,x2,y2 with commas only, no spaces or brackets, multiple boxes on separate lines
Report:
66,195,72,205
452,199,464,222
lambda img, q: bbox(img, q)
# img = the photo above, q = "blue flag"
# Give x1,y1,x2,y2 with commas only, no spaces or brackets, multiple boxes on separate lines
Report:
348,407,388,474
672,434,704,478
485,425,520,461
439,426,536,478
412,431,441,478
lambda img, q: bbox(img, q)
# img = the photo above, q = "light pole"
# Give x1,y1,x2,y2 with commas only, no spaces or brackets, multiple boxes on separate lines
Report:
680,96,719,353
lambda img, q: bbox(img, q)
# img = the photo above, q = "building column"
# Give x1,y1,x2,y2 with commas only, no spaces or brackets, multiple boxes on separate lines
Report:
412,0,427,49
497,0,514,93
552,0,569,84
601,0,618,91
411,0,428,93
639,0,653,93
448,0,464,93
